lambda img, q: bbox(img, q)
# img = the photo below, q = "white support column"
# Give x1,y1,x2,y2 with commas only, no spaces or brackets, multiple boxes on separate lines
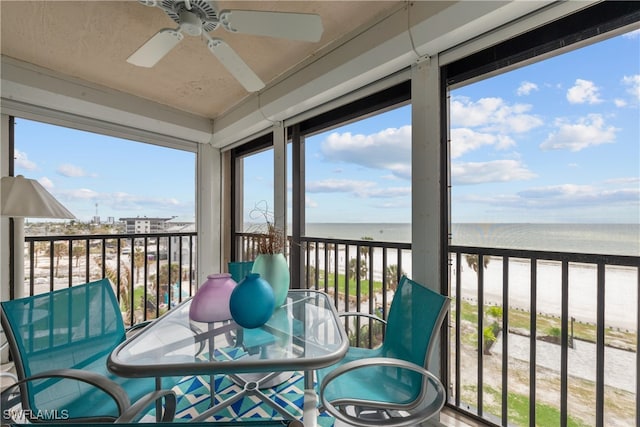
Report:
1,114,11,363
273,122,287,241
411,56,444,396
196,142,221,286
411,56,442,291
0,114,10,303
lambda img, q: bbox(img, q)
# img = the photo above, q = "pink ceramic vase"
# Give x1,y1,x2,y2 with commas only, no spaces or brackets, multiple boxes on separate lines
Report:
189,273,237,322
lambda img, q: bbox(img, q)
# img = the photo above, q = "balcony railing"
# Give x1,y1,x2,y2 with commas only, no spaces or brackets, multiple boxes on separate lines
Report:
236,232,639,427
23,232,197,326
22,231,639,426
448,246,639,427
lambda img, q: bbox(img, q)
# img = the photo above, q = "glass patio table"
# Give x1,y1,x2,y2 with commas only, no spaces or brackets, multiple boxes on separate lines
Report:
108,289,348,426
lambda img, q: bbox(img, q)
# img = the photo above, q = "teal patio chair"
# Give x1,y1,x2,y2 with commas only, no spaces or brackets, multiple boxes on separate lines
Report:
1,278,176,423
316,275,450,427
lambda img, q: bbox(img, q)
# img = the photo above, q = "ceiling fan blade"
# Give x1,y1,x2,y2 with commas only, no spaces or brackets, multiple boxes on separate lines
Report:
219,10,323,42
127,29,183,67
206,38,265,92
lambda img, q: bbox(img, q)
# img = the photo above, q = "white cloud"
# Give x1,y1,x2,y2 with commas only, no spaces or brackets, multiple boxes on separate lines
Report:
458,181,639,212
450,96,543,133
38,177,54,190
450,128,515,159
516,184,639,208
622,74,640,101
517,81,538,96
57,163,87,177
66,188,99,199
540,114,618,151
566,79,602,104
451,160,536,185
305,195,318,208
307,179,376,195
15,150,37,171
55,187,191,216
320,126,411,179
364,187,411,198
623,29,640,39
306,179,409,199
605,177,640,185
614,98,627,107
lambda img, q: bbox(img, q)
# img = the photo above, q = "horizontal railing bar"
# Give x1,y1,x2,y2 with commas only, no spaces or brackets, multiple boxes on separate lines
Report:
25,231,196,242
449,245,638,266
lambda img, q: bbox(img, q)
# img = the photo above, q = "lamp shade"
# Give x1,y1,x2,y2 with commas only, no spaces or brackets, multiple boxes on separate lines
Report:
1,175,75,219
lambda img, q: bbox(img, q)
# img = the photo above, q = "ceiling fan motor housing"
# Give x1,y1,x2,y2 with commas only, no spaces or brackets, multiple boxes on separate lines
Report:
161,0,219,32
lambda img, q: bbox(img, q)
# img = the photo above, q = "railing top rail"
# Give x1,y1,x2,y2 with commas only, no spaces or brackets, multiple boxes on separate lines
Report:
448,244,639,267
236,231,411,249
25,232,197,242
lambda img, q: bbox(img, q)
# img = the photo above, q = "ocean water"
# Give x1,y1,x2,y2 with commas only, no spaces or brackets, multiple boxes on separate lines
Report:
303,223,639,256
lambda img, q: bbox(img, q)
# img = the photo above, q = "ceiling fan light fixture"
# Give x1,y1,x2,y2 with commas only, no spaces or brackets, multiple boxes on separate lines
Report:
179,10,202,36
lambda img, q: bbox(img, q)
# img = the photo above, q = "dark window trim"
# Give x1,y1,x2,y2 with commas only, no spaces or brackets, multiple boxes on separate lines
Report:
230,132,273,158
297,80,411,136
445,1,640,86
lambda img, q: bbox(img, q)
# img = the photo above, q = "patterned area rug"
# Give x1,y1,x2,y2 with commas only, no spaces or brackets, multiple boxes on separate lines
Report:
167,371,334,426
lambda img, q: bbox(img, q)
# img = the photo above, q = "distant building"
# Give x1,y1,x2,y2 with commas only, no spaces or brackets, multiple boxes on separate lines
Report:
166,216,195,230
119,217,173,234
166,217,196,262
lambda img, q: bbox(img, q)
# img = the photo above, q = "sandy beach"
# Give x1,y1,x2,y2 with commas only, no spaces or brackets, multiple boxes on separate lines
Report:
308,247,638,331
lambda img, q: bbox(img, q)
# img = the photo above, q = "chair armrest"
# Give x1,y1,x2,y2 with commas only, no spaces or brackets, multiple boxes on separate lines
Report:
115,389,176,423
1,368,130,423
1,368,177,423
339,312,387,326
319,357,446,427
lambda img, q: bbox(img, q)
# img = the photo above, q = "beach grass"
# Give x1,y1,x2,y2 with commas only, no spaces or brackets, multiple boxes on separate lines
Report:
314,268,636,350
452,299,636,351
312,271,384,296
478,384,591,427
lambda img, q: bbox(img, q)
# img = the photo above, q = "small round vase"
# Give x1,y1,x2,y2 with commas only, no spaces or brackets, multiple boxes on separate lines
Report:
189,273,237,323
229,273,275,329
251,253,290,309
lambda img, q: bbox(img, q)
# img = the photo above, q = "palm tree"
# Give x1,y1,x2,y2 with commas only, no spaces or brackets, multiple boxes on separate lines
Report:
133,247,145,284
348,258,367,280
72,242,85,267
465,254,490,272
33,241,48,267
385,264,404,291
103,262,133,320
52,242,68,277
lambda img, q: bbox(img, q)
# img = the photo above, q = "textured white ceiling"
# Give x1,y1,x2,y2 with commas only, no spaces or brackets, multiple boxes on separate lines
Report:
0,0,403,119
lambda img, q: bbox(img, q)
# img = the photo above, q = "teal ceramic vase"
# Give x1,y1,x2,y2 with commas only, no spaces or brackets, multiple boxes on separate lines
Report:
251,253,290,308
229,273,275,328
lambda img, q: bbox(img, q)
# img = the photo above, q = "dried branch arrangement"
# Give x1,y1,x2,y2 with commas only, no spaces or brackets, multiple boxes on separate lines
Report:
249,201,286,255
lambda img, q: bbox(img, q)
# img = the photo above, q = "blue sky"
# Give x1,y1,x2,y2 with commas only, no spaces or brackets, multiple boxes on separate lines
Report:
15,30,639,224
14,123,195,221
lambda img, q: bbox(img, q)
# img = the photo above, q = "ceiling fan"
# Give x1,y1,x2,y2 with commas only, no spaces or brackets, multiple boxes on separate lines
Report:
128,0,324,92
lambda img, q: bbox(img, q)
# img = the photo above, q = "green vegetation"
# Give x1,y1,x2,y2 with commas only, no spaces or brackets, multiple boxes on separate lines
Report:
451,298,636,350
307,267,403,297
480,385,590,427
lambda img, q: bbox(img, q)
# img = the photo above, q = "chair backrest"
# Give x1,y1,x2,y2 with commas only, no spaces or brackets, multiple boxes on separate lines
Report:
383,275,450,369
1,278,125,414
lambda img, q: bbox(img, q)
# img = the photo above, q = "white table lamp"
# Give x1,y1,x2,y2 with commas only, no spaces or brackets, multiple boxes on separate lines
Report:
1,175,75,298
